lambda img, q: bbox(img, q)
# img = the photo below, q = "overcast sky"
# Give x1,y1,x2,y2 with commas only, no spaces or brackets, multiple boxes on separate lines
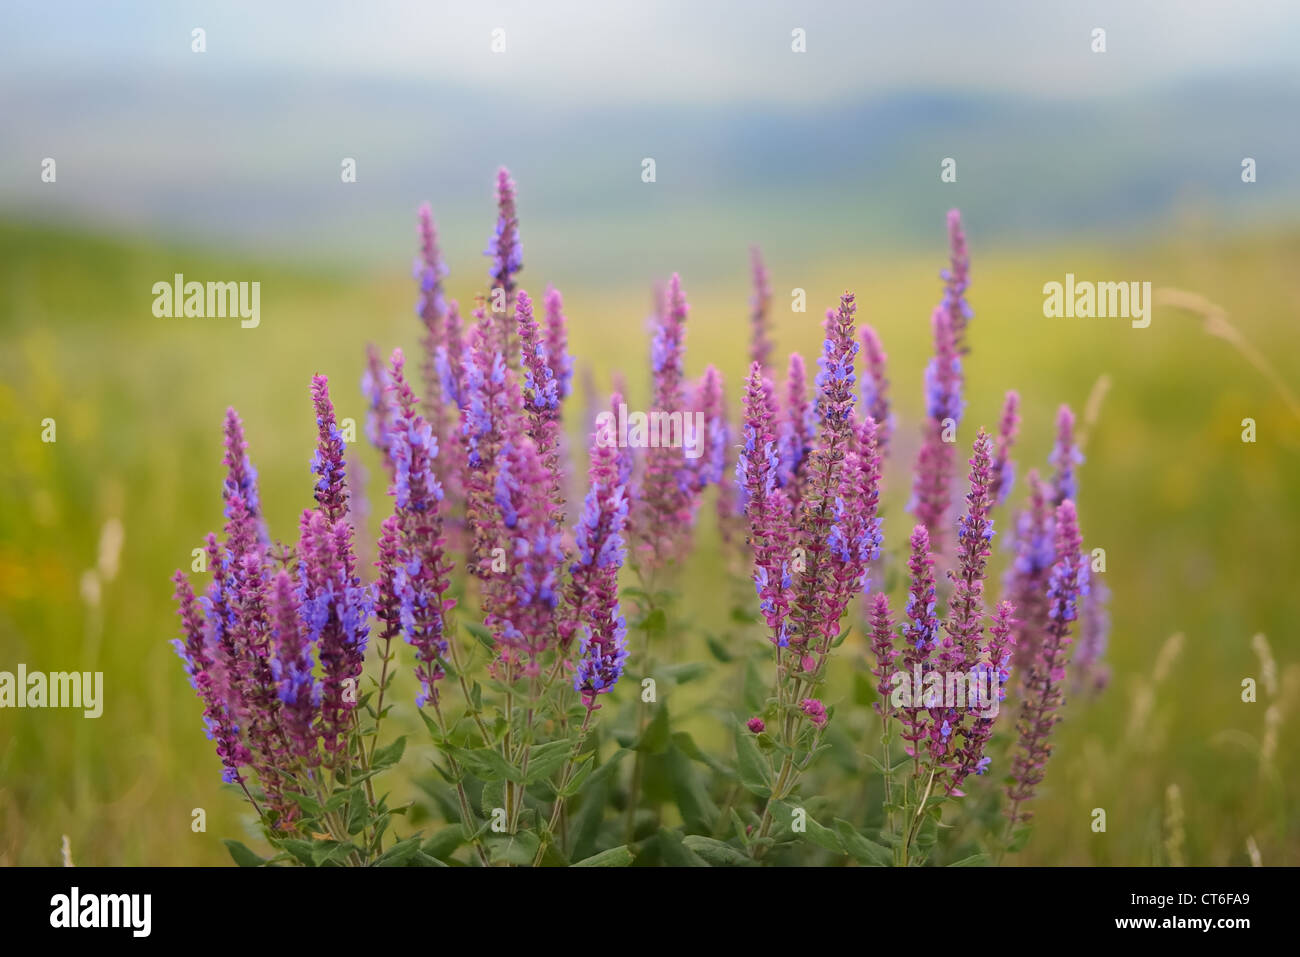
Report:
4,0,1299,104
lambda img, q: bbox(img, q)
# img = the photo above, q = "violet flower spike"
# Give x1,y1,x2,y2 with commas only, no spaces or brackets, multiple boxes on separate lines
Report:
942,209,973,353
737,362,792,647
948,599,1015,793
269,569,318,766
415,202,450,420
788,293,858,653
636,272,697,568
909,305,963,552
859,324,893,459
382,348,456,706
1048,404,1083,506
222,408,267,548
298,509,372,761
695,365,728,489
931,430,996,765
516,288,565,520
362,343,395,477
868,591,898,721
310,375,351,524
991,390,1020,506
1005,470,1055,676
543,285,574,401
171,571,249,783
484,167,523,362
778,352,815,496
570,417,631,703
1006,499,1088,826
899,524,938,770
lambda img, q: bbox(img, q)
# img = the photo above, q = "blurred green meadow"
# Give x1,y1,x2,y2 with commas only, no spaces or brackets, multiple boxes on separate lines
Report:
1,215,1298,865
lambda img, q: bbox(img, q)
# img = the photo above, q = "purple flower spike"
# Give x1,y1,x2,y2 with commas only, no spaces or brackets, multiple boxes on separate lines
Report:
738,362,793,648
946,429,997,671
788,293,859,654
1048,404,1083,506
694,365,728,489
859,324,892,459
362,343,396,477
459,321,526,574
516,289,565,519
942,209,973,353
487,437,565,662
899,525,938,767
749,245,774,375
1005,470,1055,676
636,272,698,569
991,391,1020,506
172,571,249,783
379,349,456,706
948,600,1015,793
484,167,523,362
486,166,523,290
910,306,963,552
564,416,630,649
1006,499,1087,826
543,285,574,401
269,569,317,766
570,417,631,704
929,431,996,765
1074,576,1111,693
298,509,371,762
415,202,451,418
823,417,883,641
310,375,351,524
221,408,266,550
868,592,898,720
778,352,815,497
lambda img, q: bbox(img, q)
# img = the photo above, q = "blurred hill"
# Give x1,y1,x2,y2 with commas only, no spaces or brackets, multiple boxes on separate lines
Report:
2,72,1298,280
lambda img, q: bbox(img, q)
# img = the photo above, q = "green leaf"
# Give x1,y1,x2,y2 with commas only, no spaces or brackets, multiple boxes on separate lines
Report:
451,745,520,783
1007,824,1033,853
421,828,464,861
284,790,323,820
704,633,734,662
571,845,634,867
524,739,576,784
568,746,629,861
833,819,892,866
487,830,541,866
463,621,496,649
635,607,667,636
656,828,708,867
735,725,771,798
223,839,266,867
276,838,317,866
636,704,672,755
666,745,720,834
346,790,370,836
557,752,596,797
371,735,407,772
796,808,844,854
682,835,754,867
417,707,444,745
947,853,990,867
312,841,359,866
374,836,423,867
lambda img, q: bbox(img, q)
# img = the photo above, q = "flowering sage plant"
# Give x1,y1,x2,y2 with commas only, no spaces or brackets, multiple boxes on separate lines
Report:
172,170,1105,866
